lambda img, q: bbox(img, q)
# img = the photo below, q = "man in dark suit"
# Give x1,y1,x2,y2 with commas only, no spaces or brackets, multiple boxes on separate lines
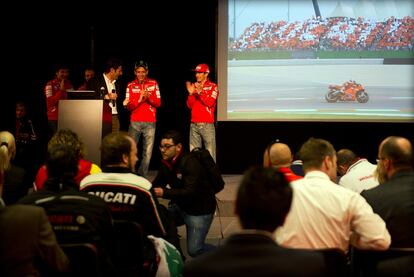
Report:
361,136,414,247
0,205,70,276
87,58,126,134
183,166,347,277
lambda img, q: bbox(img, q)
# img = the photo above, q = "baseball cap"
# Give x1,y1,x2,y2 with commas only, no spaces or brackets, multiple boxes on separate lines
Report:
193,64,210,73
134,60,148,70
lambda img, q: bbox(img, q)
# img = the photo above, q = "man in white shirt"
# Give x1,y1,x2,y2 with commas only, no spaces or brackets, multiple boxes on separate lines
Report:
337,149,379,193
87,58,124,134
276,138,390,253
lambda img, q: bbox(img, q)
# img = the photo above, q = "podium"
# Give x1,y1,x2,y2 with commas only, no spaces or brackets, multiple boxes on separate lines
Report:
58,99,111,166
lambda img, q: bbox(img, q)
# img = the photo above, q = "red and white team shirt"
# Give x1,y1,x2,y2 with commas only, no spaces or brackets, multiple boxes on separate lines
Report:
186,80,219,123
126,78,161,122
44,79,73,120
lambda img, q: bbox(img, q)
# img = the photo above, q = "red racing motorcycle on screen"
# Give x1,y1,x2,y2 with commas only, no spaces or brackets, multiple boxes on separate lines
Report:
325,80,369,103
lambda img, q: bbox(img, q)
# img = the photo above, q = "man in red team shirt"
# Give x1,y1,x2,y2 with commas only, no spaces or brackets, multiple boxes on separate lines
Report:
186,64,219,161
44,64,73,139
124,60,161,178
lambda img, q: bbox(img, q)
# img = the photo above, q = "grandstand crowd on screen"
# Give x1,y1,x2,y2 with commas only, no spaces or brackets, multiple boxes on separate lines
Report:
230,16,414,51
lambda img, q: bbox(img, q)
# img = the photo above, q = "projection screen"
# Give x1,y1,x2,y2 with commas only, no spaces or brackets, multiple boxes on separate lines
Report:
217,0,414,122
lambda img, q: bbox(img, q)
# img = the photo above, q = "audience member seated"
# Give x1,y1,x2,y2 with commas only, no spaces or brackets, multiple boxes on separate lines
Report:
351,246,414,276
276,137,391,253
59,243,102,276
34,129,101,191
0,155,69,277
263,140,302,182
184,166,348,277
80,132,182,256
0,131,27,205
18,143,115,276
361,136,414,247
0,205,70,277
290,151,305,177
337,148,379,193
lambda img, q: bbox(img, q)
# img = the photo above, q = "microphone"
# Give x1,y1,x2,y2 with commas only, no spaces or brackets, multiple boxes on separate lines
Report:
111,89,116,107
100,87,105,98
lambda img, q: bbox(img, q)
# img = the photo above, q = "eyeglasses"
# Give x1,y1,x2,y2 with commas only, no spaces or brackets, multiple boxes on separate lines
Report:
159,144,176,151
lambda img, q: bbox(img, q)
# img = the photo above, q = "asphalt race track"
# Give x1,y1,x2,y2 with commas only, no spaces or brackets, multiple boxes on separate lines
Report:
226,61,414,122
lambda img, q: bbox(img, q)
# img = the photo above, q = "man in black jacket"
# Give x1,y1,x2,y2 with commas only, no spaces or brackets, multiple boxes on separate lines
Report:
18,143,115,276
153,130,217,257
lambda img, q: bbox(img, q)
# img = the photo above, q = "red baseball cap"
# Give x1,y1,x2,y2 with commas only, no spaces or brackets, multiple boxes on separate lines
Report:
193,64,210,73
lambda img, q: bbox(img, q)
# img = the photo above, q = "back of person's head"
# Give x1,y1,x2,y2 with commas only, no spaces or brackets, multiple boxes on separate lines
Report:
264,141,293,168
380,136,413,169
101,132,132,166
300,137,336,171
46,144,79,181
0,131,16,171
336,149,357,176
236,166,292,232
48,129,85,158
161,130,184,146
337,149,357,167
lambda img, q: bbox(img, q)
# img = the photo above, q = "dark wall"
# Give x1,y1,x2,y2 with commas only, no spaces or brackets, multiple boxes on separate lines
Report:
4,1,413,174
4,1,218,166
217,122,414,174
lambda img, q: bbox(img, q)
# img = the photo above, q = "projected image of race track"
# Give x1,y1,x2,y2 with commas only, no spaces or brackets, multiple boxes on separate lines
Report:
222,0,414,122
227,60,414,121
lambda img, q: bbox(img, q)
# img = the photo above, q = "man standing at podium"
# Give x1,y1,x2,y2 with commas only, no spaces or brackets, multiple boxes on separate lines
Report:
87,58,124,134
